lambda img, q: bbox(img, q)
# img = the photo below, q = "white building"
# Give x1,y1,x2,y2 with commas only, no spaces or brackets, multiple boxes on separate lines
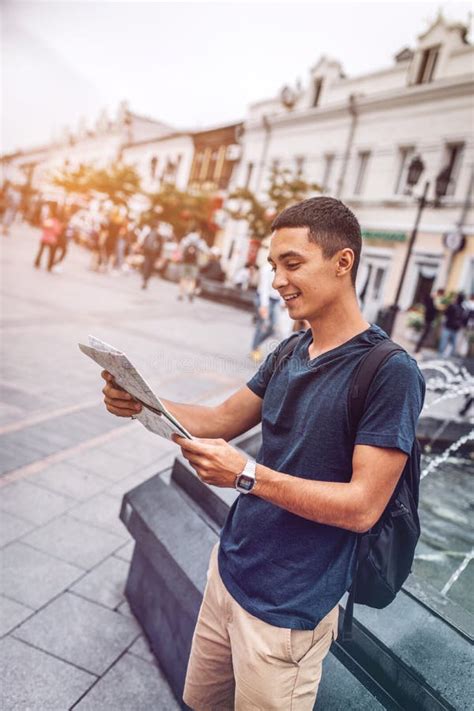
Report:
1,102,172,199
121,132,195,193
222,15,474,319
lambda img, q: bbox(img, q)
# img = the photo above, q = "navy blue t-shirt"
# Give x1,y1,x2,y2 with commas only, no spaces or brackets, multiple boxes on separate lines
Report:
218,325,425,630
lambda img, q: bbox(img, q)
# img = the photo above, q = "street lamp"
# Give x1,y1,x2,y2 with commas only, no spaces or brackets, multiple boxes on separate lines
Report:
382,156,450,336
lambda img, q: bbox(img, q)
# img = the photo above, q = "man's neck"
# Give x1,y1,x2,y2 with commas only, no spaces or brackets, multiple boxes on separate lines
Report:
307,296,370,359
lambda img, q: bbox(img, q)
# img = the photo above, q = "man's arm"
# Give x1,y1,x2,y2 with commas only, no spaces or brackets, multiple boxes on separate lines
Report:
253,444,407,532
175,437,408,533
101,372,262,440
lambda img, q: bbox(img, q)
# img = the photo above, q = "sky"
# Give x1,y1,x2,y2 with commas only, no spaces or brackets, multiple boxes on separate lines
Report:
2,0,472,153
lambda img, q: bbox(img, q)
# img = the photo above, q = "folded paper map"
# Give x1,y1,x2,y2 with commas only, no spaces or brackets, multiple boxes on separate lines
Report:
78,335,192,441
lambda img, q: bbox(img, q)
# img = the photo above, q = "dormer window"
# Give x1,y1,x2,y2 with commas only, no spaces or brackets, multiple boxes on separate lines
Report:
416,45,440,84
312,78,324,107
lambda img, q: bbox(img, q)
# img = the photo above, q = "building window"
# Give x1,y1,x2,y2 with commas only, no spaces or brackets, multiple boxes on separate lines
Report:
207,150,219,182
322,154,335,192
295,156,305,177
245,161,254,189
191,152,203,182
442,143,464,196
150,155,158,179
312,78,323,107
416,45,440,84
354,151,371,195
394,146,415,194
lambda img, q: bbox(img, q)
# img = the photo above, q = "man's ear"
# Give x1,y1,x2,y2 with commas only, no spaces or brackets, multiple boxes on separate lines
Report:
336,248,355,277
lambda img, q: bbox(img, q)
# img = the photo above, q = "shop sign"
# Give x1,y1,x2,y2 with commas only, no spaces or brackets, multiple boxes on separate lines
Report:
361,229,406,242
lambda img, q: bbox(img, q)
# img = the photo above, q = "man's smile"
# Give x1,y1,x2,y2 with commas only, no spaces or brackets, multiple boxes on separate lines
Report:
281,291,302,302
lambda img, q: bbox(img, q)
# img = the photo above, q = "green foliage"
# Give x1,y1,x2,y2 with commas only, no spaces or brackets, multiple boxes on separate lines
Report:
407,306,425,332
52,162,141,206
226,165,322,241
53,162,219,242
145,185,220,243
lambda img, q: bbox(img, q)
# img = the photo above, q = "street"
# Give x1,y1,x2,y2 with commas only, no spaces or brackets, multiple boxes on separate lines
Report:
0,224,258,709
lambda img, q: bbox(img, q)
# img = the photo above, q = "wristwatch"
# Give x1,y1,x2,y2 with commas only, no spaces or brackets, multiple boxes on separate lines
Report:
235,459,257,494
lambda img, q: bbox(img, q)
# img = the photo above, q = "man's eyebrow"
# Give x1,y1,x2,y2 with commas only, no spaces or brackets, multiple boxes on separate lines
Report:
268,250,304,263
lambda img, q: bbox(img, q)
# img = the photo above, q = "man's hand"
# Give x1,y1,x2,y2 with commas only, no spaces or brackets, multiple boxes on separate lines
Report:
174,436,246,488
101,370,142,417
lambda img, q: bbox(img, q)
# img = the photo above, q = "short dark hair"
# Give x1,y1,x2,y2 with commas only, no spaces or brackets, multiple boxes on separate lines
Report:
271,197,362,285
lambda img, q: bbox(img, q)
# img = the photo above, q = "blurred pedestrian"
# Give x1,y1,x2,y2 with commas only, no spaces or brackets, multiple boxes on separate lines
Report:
140,222,163,290
438,292,467,357
233,262,252,291
51,206,75,272
2,184,20,235
250,261,281,363
114,221,129,272
104,209,122,272
415,291,438,353
178,230,207,302
199,247,226,283
33,204,62,271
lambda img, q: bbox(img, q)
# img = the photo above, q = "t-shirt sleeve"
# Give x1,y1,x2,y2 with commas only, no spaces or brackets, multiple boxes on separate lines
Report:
355,352,425,455
246,339,288,399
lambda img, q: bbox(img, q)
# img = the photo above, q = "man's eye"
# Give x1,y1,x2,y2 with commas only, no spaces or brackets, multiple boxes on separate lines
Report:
286,263,300,270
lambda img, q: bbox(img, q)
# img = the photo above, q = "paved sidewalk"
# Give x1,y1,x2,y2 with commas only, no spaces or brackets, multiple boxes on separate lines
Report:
0,224,258,709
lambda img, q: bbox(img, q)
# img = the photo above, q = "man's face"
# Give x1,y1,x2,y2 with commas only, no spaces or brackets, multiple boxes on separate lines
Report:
268,227,342,322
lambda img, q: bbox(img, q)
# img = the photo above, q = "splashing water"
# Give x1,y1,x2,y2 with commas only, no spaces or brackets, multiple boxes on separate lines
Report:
419,359,474,413
421,429,474,479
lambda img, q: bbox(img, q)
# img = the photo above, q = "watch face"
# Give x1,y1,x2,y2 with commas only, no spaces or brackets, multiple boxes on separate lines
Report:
237,475,254,492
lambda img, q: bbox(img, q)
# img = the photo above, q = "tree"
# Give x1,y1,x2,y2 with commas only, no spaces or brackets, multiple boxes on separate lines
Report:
144,184,221,244
52,162,141,207
226,165,322,242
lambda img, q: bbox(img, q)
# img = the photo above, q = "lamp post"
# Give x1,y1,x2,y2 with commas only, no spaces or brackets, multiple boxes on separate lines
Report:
382,156,451,337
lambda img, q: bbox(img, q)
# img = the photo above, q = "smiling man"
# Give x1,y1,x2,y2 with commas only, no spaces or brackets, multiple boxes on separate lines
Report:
101,196,425,710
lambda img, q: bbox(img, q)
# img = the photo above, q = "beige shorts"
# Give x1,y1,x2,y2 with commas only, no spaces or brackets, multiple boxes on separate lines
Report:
183,544,339,711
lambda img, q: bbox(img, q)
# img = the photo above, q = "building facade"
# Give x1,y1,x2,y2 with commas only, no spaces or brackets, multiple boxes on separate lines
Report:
1,102,173,201
221,16,474,318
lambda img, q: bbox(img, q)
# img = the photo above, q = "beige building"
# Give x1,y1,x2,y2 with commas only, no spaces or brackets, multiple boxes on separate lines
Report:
222,15,474,319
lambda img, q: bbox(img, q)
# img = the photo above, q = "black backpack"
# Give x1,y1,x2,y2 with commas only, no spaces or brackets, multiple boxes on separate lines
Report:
183,242,198,265
273,333,421,641
143,228,162,254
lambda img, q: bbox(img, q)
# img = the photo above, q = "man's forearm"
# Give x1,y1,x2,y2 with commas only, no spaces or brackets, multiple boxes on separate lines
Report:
253,464,370,533
161,399,227,438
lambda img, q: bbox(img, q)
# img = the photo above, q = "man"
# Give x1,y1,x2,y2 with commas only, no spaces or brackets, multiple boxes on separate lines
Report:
178,230,207,302
250,259,284,363
415,291,438,353
140,222,163,290
102,197,425,710
438,292,467,357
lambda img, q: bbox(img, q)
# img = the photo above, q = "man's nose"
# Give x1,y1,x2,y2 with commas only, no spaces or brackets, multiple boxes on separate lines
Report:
272,269,288,290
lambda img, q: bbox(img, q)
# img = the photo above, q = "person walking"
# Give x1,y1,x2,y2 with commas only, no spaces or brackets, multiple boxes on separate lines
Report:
140,223,163,290
438,292,467,357
415,291,438,353
33,204,62,272
101,196,425,710
51,207,74,272
178,230,207,302
250,260,282,363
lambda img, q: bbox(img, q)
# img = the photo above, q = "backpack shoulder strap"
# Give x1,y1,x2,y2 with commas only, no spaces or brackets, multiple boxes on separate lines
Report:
348,339,405,433
272,330,305,375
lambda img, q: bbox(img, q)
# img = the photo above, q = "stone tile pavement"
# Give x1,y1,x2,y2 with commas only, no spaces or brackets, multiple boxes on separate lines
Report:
1,224,257,709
